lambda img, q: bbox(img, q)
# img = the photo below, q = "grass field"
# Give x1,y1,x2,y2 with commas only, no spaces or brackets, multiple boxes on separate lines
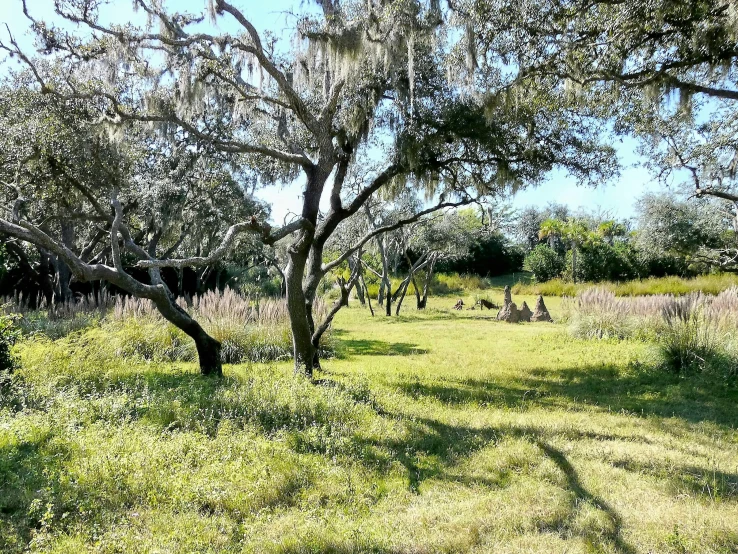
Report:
2,291,737,553
512,274,738,297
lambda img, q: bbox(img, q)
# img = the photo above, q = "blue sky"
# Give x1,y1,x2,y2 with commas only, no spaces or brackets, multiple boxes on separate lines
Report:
0,0,665,224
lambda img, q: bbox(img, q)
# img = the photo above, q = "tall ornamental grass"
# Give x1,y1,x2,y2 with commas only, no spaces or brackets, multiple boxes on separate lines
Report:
1,291,115,338
566,287,738,376
3,289,333,364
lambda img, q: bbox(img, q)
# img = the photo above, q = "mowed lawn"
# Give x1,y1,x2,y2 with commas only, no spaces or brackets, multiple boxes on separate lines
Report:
1,292,737,553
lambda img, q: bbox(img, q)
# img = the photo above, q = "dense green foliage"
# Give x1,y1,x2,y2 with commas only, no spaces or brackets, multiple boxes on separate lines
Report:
0,313,19,372
439,232,524,277
524,245,565,282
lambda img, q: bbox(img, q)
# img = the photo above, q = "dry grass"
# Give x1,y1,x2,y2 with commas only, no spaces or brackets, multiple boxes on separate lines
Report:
564,287,738,376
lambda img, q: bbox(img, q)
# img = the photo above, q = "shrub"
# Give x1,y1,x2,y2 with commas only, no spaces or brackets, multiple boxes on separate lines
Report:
524,245,564,282
565,242,644,283
432,272,485,294
0,312,20,372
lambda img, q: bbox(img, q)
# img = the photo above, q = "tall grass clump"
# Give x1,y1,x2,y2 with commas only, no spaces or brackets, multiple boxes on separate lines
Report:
1,292,115,338
5,289,333,364
563,288,680,340
111,289,333,364
564,289,652,340
659,295,722,374
567,286,738,376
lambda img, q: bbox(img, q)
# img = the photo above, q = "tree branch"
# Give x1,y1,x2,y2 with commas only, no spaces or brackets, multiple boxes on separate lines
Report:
137,217,312,268
322,197,475,273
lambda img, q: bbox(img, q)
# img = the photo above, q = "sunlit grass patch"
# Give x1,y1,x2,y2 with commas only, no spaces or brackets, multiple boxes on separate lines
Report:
2,293,738,553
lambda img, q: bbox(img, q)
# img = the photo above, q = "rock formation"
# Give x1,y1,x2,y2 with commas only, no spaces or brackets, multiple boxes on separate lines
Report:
530,295,553,322
496,285,520,322
518,301,532,322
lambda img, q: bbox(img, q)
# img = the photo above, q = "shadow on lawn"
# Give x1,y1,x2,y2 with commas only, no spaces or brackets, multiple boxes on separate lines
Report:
332,330,428,357
0,431,70,552
349,413,639,554
4,357,737,553
396,363,738,428
535,440,636,554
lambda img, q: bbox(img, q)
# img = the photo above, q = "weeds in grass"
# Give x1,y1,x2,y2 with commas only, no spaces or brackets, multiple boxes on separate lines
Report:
1,296,738,553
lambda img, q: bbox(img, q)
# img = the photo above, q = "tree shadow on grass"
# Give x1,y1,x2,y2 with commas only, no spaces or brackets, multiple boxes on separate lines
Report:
348,413,638,554
5,357,737,554
0,431,70,553
610,458,738,501
395,363,738,428
332,331,428,358
535,440,637,554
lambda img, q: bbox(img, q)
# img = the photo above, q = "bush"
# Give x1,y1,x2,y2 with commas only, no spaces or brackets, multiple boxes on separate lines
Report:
438,233,524,277
0,312,20,372
524,245,565,282
432,273,485,294
566,242,644,283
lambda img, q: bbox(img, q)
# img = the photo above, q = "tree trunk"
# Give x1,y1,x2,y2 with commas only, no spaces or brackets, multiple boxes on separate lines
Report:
571,242,577,284
36,247,56,305
418,256,436,310
191,327,222,376
151,293,223,376
285,248,316,378
361,270,374,316
348,256,365,305
57,220,75,303
177,268,184,296
395,280,409,315
355,279,365,305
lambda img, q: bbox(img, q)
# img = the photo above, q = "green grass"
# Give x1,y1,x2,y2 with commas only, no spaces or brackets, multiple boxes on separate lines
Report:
2,292,738,553
513,273,738,297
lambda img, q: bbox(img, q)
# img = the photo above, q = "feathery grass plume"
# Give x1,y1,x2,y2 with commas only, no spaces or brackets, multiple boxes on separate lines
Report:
2,291,115,338
566,286,738,375
5,288,333,364
659,293,721,373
